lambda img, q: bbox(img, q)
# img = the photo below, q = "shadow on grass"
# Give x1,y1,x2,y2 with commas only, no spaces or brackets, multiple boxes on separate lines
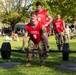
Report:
0,45,76,71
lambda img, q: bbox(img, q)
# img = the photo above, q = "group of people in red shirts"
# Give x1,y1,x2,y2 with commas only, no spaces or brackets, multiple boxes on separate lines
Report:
22,2,66,66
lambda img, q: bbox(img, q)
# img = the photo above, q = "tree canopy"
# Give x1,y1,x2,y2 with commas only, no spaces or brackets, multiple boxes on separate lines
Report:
0,0,32,30
46,0,76,23
32,0,76,23
0,0,76,30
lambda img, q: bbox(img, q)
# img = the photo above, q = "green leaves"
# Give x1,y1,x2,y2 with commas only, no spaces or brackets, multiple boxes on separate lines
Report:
46,0,76,23
0,0,32,30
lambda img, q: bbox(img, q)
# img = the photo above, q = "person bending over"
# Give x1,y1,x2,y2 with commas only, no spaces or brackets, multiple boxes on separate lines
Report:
22,12,49,66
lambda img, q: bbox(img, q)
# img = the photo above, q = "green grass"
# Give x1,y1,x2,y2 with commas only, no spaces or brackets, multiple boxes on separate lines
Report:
0,35,76,75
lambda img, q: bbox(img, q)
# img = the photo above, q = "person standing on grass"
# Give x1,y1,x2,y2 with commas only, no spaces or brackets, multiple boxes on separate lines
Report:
35,1,53,59
22,12,49,66
53,14,65,51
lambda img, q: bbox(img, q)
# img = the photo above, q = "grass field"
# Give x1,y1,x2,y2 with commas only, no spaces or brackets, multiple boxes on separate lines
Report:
0,35,76,75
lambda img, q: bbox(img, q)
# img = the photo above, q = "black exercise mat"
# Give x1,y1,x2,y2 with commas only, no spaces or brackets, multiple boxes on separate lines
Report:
0,62,21,69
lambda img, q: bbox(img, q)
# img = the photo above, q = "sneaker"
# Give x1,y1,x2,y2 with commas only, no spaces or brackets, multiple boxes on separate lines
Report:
25,62,31,67
25,60,31,67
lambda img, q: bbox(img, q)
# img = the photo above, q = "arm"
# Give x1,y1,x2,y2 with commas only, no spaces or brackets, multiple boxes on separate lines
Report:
46,12,53,25
63,20,66,32
49,24,52,33
22,31,28,51
52,21,56,34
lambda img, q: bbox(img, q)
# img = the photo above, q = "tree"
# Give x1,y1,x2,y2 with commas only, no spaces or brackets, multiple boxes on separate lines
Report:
46,0,76,23
32,0,76,23
0,0,32,30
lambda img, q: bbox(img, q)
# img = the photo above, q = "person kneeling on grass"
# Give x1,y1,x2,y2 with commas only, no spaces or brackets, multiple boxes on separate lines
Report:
22,11,49,67
12,31,19,41
5,34,12,41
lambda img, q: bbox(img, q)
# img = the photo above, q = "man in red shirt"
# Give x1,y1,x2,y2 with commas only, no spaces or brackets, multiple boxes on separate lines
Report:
35,2,53,36
34,2,52,59
22,12,49,66
53,14,65,51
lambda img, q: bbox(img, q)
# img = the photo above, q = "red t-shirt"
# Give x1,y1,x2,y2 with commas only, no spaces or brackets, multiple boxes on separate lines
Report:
36,10,47,25
53,19,63,33
26,22,43,44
